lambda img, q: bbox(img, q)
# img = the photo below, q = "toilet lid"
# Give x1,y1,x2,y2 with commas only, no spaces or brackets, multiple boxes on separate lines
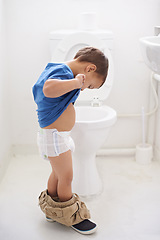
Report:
51,32,114,101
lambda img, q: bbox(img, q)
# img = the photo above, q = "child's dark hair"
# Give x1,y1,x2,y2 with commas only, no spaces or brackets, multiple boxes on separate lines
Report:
74,46,109,84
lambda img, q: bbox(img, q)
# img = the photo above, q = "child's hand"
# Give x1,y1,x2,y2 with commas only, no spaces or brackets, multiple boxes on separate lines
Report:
75,74,85,89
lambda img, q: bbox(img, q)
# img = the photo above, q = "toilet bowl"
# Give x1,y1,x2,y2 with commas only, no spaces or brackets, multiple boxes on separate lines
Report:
49,25,117,197
71,106,117,197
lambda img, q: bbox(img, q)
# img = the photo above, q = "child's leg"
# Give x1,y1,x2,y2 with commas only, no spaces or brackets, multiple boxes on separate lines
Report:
47,170,58,198
48,150,73,202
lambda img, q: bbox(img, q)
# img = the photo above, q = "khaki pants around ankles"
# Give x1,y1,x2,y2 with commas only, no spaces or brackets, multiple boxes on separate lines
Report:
39,190,91,226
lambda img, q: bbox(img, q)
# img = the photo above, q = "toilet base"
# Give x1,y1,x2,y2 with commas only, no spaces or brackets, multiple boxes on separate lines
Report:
72,153,103,197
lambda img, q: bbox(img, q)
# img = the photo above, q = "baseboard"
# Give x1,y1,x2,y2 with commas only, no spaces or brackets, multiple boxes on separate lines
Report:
11,144,39,156
154,147,160,162
11,144,136,157
0,146,12,183
10,144,159,162
96,148,136,157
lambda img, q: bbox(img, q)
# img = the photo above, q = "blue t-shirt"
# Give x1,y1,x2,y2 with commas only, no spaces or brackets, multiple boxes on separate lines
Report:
32,63,80,128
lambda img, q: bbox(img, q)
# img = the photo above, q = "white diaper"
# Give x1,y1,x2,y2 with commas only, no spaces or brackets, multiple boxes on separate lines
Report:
37,128,75,160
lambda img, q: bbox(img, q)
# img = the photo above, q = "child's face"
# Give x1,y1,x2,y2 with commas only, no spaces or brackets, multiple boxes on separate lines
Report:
81,71,104,91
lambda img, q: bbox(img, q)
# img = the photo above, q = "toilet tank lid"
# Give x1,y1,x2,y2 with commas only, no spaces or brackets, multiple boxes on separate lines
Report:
50,29,114,40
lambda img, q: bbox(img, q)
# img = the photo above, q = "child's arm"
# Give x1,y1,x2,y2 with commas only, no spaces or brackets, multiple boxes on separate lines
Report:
43,74,85,98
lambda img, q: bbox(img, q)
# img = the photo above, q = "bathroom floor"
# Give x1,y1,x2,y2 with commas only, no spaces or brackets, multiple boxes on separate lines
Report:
0,154,160,240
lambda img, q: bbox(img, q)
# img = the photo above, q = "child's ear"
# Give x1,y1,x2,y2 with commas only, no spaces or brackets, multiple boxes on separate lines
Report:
87,64,97,73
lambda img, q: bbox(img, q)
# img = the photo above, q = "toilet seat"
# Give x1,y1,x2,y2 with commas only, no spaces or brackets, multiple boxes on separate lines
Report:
52,32,114,102
75,106,117,129
53,32,104,61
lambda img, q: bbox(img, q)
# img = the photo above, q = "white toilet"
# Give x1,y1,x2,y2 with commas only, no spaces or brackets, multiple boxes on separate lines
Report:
49,26,117,197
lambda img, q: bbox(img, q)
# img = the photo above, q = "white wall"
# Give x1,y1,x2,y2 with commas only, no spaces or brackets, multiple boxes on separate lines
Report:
5,0,160,151
155,83,160,160
0,0,11,179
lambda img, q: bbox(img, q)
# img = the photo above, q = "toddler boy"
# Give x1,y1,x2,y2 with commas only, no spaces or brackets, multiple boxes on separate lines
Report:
32,46,108,234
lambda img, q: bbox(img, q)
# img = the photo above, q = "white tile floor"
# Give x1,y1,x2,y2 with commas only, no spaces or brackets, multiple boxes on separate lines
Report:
0,154,160,240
